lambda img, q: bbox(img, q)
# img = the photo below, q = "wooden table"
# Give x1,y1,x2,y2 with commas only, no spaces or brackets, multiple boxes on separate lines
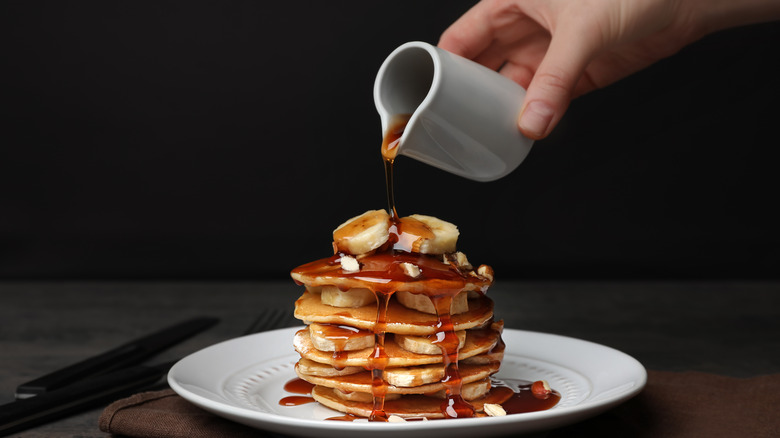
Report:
2,280,779,436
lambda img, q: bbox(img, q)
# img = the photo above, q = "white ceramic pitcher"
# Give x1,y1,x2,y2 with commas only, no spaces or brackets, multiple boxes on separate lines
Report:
374,41,534,182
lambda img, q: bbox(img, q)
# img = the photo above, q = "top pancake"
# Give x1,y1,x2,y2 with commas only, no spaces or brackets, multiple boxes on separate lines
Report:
291,251,492,296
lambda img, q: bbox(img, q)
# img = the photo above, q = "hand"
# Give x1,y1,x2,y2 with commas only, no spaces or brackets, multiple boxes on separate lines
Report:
439,0,780,140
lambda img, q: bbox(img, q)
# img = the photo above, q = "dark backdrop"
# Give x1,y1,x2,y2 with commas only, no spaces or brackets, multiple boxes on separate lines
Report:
1,1,779,281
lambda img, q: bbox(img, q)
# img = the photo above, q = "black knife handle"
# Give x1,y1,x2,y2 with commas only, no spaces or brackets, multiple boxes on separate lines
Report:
15,344,144,398
0,363,171,437
15,316,218,398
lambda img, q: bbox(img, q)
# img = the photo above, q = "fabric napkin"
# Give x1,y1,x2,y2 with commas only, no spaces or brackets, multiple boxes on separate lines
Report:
99,370,780,437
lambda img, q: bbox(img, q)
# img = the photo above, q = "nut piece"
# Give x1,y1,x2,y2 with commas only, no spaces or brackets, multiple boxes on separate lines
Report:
454,251,472,269
477,264,494,282
443,251,472,270
387,415,406,422
400,262,421,278
483,403,506,417
531,380,552,399
340,255,360,273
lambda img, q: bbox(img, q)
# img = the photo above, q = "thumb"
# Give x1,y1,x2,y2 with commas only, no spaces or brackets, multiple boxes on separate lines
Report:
518,29,597,140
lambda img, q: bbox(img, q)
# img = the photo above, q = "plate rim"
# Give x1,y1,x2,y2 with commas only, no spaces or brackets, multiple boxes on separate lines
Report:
168,327,647,436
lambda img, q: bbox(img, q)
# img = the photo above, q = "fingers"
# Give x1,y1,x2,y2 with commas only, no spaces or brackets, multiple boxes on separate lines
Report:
518,26,598,139
440,0,603,139
438,0,497,59
439,0,535,71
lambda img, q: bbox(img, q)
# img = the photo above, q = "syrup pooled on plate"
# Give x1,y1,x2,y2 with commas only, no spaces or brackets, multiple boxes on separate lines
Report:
279,378,315,406
287,114,558,420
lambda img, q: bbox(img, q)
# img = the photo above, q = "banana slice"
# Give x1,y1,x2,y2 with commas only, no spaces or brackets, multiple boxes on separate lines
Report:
395,330,466,355
334,389,401,402
309,322,375,352
407,214,459,254
333,210,392,255
296,358,363,377
428,378,491,401
321,285,376,308
384,363,444,387
396,291,468,315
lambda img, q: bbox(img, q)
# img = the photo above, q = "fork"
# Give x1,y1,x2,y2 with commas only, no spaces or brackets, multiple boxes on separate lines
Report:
243,308,293,335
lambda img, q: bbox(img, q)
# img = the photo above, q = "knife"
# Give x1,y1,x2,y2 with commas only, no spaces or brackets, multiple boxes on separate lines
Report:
15,316,219,399
0,361,176,437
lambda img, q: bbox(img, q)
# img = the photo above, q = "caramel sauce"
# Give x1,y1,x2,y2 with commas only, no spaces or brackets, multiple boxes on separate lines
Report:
431,295,474,418
487,380,562,414
381,114,410,218
369,292,392,421
284,377,315,394
280,378,315,406
279,396,315,406
292,251,490,293
292,114,559,420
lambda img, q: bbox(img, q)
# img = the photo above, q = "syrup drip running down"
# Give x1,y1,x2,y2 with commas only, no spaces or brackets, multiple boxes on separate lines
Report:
368,291,392,421
432,295,474,418
380,113,409,219
374,114,471,419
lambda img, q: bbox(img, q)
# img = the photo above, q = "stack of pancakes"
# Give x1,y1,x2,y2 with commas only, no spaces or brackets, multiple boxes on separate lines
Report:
290,210,504,420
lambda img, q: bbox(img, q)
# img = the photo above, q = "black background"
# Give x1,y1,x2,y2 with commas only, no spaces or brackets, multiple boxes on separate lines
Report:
1,1,779,281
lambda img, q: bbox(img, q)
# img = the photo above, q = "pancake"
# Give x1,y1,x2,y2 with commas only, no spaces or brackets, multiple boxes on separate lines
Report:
294,291,494,336
296,356,500,393
293,326,501,368
290,251,492,296
311,379,494,419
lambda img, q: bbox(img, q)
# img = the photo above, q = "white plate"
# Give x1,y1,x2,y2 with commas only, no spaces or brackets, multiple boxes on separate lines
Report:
169,327,646,437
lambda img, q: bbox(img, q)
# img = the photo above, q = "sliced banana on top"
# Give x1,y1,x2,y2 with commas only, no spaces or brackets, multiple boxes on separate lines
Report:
321,285,376,308
331,210,459,256
396,291,468,315
333,209,391,255
407,214,459,255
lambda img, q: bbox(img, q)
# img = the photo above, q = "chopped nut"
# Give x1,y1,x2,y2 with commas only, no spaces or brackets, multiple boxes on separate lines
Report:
483,403,506,417
454,251,472,269
400,262,421,278
477,264,494,282
387,415,406,422
340,255,360,273
531,380,552,399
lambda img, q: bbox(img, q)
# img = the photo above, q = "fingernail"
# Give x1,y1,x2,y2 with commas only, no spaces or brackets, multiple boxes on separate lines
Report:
518,101,555,139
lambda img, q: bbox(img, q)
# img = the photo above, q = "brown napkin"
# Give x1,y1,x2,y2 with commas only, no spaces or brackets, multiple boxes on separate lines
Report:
98,389,266,438
548,370,780,438
99,370,780,438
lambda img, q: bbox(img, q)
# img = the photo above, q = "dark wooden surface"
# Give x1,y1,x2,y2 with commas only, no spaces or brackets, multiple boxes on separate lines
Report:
2,280,779,437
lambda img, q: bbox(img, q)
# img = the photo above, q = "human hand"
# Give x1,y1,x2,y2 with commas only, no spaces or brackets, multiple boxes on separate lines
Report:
439,0,780,140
